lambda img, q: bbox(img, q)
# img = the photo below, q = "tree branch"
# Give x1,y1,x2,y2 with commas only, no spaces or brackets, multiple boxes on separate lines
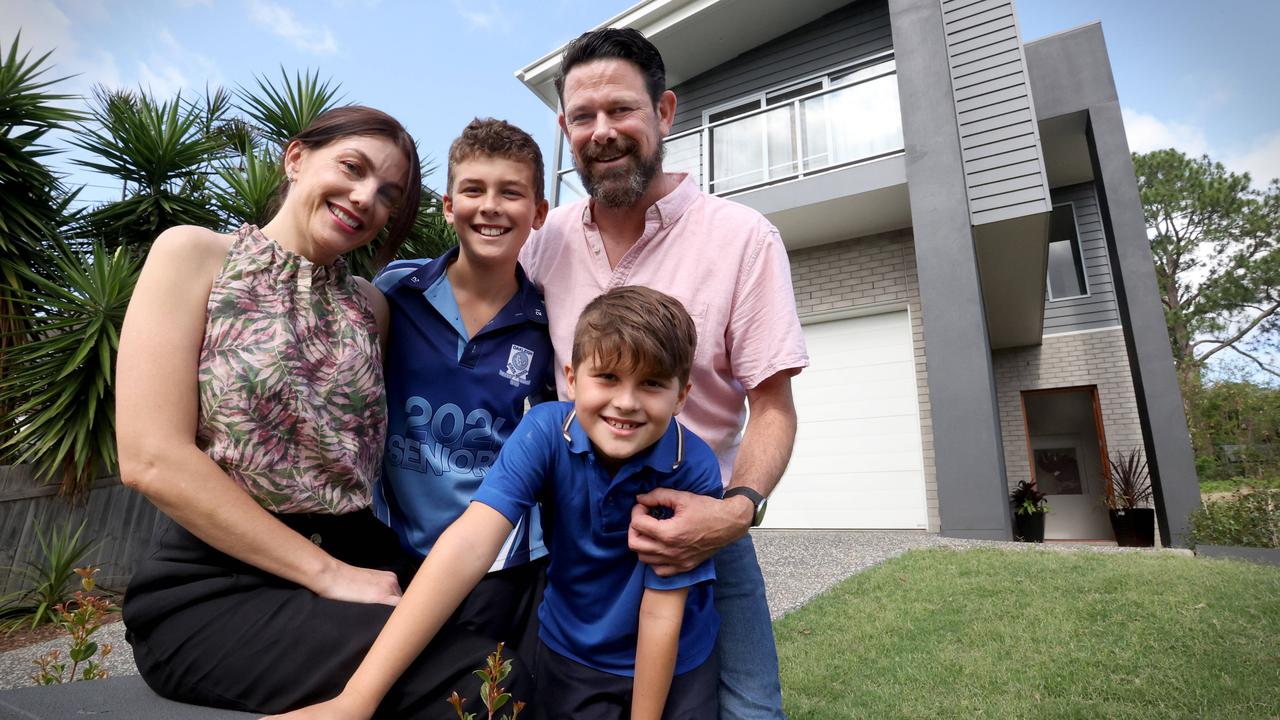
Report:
1197,299,1280,363
1226,345,1280,379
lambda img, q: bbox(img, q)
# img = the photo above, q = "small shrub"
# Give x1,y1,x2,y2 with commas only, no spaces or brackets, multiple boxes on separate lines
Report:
1106,447,1153,510
1189,490,1280,549
29,568,118,685
448,642,526,720
1009,480,1047,516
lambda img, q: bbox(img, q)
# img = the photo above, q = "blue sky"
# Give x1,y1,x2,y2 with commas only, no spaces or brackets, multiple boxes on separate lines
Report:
5,0,1279,208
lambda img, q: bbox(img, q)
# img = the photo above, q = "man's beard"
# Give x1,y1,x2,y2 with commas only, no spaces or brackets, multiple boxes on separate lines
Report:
576,137,664,209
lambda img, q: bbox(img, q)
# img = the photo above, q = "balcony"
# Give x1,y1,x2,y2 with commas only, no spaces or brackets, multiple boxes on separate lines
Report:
553,57,911,248
556,57,903,201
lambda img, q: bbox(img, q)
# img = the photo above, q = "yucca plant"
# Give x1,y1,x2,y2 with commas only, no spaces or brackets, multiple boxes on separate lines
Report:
236,67,342,150
0,519,98,633
0,33,84,460
0,241,140,495
70,86,229,248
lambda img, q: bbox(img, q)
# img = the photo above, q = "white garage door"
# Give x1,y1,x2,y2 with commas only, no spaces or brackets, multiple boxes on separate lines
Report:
762,309,928,529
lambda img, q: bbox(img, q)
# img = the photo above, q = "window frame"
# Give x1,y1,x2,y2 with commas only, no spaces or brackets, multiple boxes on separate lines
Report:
1045,201,1091,302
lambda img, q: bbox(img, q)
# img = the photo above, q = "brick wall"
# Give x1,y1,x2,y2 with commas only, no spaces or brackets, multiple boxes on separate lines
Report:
788,229,939,531
992,327,1143,490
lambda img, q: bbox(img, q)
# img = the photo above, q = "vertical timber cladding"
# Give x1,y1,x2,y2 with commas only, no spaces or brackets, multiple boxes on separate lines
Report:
941,0,1051,225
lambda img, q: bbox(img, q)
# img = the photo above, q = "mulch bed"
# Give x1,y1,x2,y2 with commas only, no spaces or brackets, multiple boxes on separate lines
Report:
0,615,122,654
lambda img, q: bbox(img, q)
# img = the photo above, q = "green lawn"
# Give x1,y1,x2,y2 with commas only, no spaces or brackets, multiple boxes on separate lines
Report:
775,548,1280,719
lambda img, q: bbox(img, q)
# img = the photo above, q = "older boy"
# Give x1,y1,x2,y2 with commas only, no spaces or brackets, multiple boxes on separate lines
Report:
373,118,553,654
274,286,722,720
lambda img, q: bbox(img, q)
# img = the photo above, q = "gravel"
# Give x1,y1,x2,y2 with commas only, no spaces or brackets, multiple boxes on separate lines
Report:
0,531,1188,691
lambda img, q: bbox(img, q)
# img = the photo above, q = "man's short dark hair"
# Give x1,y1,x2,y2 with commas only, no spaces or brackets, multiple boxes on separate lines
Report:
446,118,545,202
554,28,666,106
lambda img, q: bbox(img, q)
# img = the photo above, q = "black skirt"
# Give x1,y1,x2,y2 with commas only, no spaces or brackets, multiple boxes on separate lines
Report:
124,509,525,717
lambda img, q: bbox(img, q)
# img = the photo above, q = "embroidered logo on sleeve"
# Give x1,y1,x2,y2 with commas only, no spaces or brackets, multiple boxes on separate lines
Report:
499,345,534,387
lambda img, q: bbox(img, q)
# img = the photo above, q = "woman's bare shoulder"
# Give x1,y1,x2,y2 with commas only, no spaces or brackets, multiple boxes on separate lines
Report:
146,225,237,275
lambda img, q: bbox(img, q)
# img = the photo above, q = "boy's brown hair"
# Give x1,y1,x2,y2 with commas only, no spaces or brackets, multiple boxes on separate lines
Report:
446,118,545,201
571,286,698,384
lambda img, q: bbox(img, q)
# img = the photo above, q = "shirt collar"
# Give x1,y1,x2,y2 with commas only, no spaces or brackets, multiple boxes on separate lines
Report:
392,246,547,327
561,408,686,474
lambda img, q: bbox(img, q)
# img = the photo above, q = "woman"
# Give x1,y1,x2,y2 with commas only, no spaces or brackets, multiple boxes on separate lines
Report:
117,106,513,717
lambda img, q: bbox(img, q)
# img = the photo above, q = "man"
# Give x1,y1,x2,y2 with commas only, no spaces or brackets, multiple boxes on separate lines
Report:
520,27,809,719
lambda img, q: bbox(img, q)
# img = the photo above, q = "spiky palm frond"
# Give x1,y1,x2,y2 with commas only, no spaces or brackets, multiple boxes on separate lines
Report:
236,68,341,150
69,87,229,245
0,241,140,496
214,149,283,228
0,32,82,262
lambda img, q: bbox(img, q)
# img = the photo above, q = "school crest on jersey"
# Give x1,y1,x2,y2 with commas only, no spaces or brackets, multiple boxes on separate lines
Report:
499,344,534,387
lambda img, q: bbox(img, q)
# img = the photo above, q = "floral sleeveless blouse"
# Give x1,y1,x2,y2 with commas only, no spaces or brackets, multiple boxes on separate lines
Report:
196,225,386,514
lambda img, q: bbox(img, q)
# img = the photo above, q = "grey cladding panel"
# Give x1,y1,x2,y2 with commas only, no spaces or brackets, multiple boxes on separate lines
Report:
967,157,1041,185
942,0,1049,226
1043,182,1120,334
952,36,1022,67
961,107,1034,135
669,0,893,134
958,96,1030,123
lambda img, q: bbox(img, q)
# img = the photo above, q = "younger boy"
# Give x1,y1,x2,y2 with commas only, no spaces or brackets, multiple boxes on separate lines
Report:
279,286,722,720
373,118,553,652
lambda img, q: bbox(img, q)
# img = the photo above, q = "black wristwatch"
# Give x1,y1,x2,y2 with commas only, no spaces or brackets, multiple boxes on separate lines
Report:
723,487,768,527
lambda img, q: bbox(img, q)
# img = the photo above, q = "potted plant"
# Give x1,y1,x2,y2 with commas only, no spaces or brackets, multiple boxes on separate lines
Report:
1009,480,1048,542
1105,447,1156,547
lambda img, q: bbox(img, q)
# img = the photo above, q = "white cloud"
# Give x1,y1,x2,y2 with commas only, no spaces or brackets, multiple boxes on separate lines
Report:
1223,132,1280,188
247,0,338,54
0,0,120,95
137,60,189,99
451,0,510,32
1121,107,1212,158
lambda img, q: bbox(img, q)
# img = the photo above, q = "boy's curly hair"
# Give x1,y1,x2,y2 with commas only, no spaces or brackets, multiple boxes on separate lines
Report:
446,117,545,201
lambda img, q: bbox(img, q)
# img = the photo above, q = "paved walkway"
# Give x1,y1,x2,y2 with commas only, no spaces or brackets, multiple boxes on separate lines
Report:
0,530,1175,693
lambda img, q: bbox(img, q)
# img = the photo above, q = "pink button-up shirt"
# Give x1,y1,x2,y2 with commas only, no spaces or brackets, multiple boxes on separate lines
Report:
520,174,809,483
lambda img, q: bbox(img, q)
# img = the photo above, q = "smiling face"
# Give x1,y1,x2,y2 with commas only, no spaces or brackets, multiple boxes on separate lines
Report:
565,355,690,473
280,134,410,264
559,58,675,209
444,157,548,270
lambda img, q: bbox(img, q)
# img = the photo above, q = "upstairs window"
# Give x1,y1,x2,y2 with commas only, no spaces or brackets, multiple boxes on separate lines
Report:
1046,202,1088,300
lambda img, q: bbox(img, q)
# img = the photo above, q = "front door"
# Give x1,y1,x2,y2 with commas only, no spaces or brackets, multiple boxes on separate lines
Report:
1021,387,1113,540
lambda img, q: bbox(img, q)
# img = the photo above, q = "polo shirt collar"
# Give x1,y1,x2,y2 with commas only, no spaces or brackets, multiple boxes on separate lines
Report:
581,173,699,230
560,409,686,474
392,245,546,327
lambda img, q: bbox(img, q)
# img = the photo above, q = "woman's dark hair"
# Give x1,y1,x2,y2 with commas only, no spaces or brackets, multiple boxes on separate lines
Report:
273,105,422,266
554,28,666,106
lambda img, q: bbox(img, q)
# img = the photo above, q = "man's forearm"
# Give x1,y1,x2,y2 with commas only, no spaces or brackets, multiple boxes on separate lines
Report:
727,372,797,499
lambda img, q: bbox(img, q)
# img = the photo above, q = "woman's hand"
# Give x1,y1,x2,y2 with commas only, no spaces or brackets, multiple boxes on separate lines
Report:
313,561,402,606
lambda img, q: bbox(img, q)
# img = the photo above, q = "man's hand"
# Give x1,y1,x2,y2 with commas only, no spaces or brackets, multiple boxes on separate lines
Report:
630,488,754,576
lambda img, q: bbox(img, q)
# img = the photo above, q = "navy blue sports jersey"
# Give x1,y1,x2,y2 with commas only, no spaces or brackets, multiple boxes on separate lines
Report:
373,248,553,570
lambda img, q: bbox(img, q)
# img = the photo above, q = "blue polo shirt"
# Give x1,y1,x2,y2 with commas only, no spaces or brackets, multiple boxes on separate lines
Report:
473,401,722,676
373,248,553,570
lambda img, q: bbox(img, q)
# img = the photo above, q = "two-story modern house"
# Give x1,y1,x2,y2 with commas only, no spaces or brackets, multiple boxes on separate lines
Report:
515,0,1201,545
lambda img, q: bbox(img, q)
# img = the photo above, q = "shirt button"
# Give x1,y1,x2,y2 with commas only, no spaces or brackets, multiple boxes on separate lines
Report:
309,533,322,546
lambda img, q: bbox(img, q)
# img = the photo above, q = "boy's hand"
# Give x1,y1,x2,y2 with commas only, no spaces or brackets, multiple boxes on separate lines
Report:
630,488,750,575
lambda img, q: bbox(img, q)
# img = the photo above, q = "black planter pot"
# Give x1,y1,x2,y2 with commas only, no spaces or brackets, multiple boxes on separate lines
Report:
1109,508,1155,547
1013,512,1045,543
